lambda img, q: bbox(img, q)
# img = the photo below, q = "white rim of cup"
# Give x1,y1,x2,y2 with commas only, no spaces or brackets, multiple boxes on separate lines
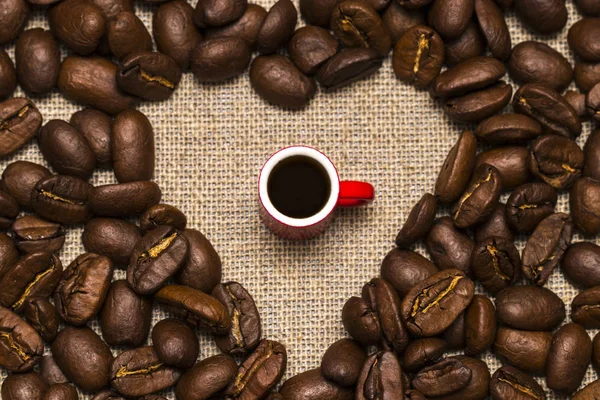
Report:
259,146,340,228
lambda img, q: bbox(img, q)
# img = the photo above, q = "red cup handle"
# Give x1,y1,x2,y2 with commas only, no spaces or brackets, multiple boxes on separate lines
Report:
337,181,375,207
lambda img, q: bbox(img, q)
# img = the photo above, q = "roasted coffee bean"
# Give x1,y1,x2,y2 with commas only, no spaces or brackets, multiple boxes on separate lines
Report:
250,55,316,108
427,356,490,400
151,318,198,368
475,113,542,145
0,0,29,45
575,61,600,91
514,0,566,33
563,242,600,287
204,4,267,48
474,0,510,60
427,0,473,39
435,130,477,204
89,0,133,19
508,41,573,92
496,285,564,330
529,134,584,189
317,48,383,91
412,358,471,396
547,323,592,395
0,98,43,158
90,181,162,217
494,327,551,373
380,248,438,297
572,286,600,328
257,0,297,54
23,297,59,343
0,306,43,372
117,52,181,101
474,203,514,242
426,217,474,275
395,192,436,248
430,56,505,98
442,311,466,349
31,175,93,225
490,365,545,400
505,182,556,232
107,11,153,61
475,147,530,190
444,22,485,67
43,383,77,400
342,296,381,345
0,49,16,100
320,338,366,387
401,269,474,337
565,90,590,120
1,372,47,400
38,120,96,179
176,354,237,400
140,204,187,232
576,0,600,15
2,162,51,209
392,25,444,89
471,236,520,294
112,109,155,183
571,177,600,236
587,82,600,121
452,163,502,229
39,356,68,386
569,18,600,62
0,252,62,312
465,295,496,355
574,379,600,399
0,191,19,230
58,56,138,115
191,37,252,82
193,0,247,28
402,338,447,372
0,233,18,278
382,2,425,44
69,109,112,168
356,351,403,400
444,82,513,123
15,29,60,95
280,368,353,400
288,26,338,75
90,391,126,400
330,0,391,56
594,333,600,370
299,0,342,26
100,280,152,346
49,0,105,54
175,229,221,292
83,218,141,266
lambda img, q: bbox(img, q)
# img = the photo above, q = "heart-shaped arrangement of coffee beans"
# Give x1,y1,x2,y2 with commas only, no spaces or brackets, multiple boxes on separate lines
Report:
0,0,599,397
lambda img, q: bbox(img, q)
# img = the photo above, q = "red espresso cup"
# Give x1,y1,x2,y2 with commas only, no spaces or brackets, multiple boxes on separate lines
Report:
258,146,375,240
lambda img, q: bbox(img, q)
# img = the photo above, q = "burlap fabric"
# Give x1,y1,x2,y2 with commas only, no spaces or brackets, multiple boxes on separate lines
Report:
0,0,596,398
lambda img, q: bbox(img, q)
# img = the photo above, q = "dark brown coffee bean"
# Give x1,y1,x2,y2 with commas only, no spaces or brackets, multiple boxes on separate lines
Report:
175,228,222,293
0,252,62,312
0,233,18,278
204,4,267,48
31,175,93,225
23,297,59,343
506,182,556,232
51,326,112,392
508,41,573,92
89,0,133,20
474,203,514,242
382,2,425,44
435,130,477,204
490,365,545,400
0,98,43,158
572,286,600,328
83,218,141,265
212,281,261,354
496,285,565,330
0,0,29,45
444,22,485,67
514,0,566,33
42,383,77,400
39,356,68,386
0,49,16,100
112,109,155,182
140,204,187,232
317,48,383,91
571,177,600,236
69,109,112,167
475,113,542,145
563,242,600,288
107,11,153,61
250,55,316,109
90,181,162,217
547,323,592,395
565,90,590,120
452,163,502,229
427,0,473,39
494,327,551,373
444,81,513,123
471,236,520,294
191,37,252,82
49,0,105,55
395,192,436,248
475,147,529,190
0,190,19,230
569,18,600,62
442,311,466,349
59,56,138,115
522,212,573,285
15,29,60,95
342,296,381,345
426,217,474,275
474,0,510,60
430,56,505,98
193,0,247,28
257,0,297,54
530,134,584,189
299,0,342,26
176,354,237,400
287,26,338,75
38,120,96,179
380,248,438,297
576,0,600,15
2,162,51,209
151,318,198,368
412,358,471,397
575,61,600,91
587,82,600,121
99,280,152,346
320,338,366,387
401,269,475,337
464,295,496,355
117,52,182,101
280,368,354,400
356,351,403,400
0,306,43,372
402,338,447,372
427,356,490,400
1,372,47,400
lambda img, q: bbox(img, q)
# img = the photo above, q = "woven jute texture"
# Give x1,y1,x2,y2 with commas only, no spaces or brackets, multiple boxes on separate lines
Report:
0,0,597,398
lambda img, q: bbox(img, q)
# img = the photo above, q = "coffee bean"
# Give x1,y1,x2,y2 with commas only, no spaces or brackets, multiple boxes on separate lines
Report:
563,242,600,288
191,37,252,82
576,0,600,15
15,29,60,95
1,372,47,400
505,182,556,232
280,368,354,400
514,0,566,33
392,25,444,89
594,333,600,370
0,0,29,45
435,130,477,204
452,163,502,229
587,82,600,121
508,41,573,92
529,134,584,189
0,252,62,312
395,192,437,248
569,18,600,62
356,351,403,400
547,323,592,395
426,217,474,275
320,338,366,387
342,296,381,345
250,55,316,108
427,356,491,400
175,229,222,293
442,311,466,349
474,0,510,60
0,233,19,278
117,52,182,101
474,203,514,242
39,356,68,386
83,218,141,265
2,162,50,209
494,327,551,373
572,286,600,328
70,109,113,167
153,0,202,70
382,2,425,44
475,113,542,145
490,365,545,400
140,204,187,232
317,48,383,91
31,175,93,225
444,81,513,123
574,379,600,399
90,0,133,19
288,26,338,75
475,147,529,190
496,285,565,330
0,306,43,372
0,191,19,230
430,56,506,98
402,338,447,373
257,0,297,54
204,4,267,48
49,0,105,54
107,11,153,61
571,178,600,236
193,0,247,28
586,129,600,172
472,236,520,294
444,22,485,67
575,61,600,91
380,248,438,297
565,90,590,120
151,318,198,368
299,0,342,26
112,109,155,182
90,181,162,217
464,295,496,355
175,354,237,400
43,383,77,400
0,49,16,100
401,269,474,337
412,358,471,397
99,280,152,346
427,0,473,39
0,98,43,158
23,297,59,343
